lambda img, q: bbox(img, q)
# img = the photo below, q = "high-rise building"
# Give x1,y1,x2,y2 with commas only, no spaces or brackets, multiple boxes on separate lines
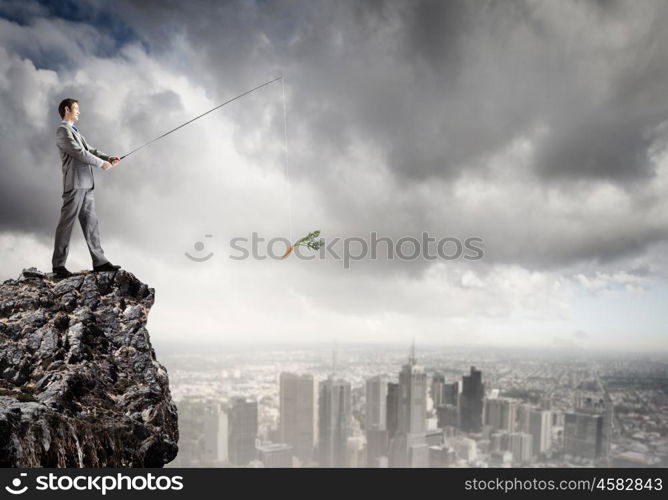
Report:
500,399,516,432
389,432,428,467
509,432,533,464
226,397,258,466
386,382,399,440
366,375,388,430
388,343,429,467
217,407,228,464
517,404,532,433
318,377,352,467
257,443,293,468
459,366,484,433
528,409,552,456
398,346,427,434
490,431,509,453
564,411,605,460
485,398,517,432
431,373,446,408
485,398,502,430
366,428,389,466
574,393,613,459
443,382,459,406
279,372,317,463
499,399,517,432
436,404,459,429
366,375,390,464
171,399,225,466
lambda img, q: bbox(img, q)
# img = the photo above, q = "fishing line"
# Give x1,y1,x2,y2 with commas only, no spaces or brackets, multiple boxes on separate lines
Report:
120,75,283,159
281,75,294,244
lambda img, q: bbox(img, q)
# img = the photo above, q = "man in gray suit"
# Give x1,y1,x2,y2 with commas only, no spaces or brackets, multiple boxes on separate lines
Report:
52,98,121,277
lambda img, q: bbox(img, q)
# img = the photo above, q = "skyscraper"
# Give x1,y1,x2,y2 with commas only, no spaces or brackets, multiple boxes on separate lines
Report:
386,382,399,440
318,377,352,467
366,375,388,430
459,366,484,433
485,398,502,430
443,381,459,406
398,345,427,434
431,373,446,408
436,404,459,429
509,432,534,464
226,397,258,466
574,392,613,459
528,409,552,456
485,398,517,432
517,403,532,433
490,431,509,453
389,343,428,467
171,398,224,466
564,411,605,460
279,372,317,463
217,406,228,464
366,428,388,467
366,375,389,465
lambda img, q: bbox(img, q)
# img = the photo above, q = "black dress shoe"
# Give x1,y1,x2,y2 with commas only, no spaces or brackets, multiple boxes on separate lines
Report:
93,262,121,272
52,266,73,277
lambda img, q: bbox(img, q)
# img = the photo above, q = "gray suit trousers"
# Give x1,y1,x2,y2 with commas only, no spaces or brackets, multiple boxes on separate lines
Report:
52,188,109,268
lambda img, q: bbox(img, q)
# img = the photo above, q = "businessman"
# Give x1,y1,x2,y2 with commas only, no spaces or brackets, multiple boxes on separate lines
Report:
52,98,121,277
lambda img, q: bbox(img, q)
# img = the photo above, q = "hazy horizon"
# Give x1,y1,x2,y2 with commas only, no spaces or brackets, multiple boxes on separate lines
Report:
151,337,668,358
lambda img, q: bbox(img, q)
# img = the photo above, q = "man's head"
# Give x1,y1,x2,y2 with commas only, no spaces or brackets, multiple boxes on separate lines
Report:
58,98,79,122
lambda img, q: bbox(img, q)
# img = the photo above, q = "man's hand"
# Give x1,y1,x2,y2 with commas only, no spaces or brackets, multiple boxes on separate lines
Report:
101,161,113,171
109,156,121,166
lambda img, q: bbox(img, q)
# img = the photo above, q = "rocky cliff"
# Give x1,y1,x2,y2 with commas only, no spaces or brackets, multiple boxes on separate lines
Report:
0,268,178,467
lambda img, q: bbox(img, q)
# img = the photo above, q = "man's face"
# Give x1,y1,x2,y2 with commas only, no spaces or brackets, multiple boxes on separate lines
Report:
65,102,80,122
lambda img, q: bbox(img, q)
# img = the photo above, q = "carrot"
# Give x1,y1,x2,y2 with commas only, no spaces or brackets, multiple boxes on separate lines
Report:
281,246,294,259
280,230,323,260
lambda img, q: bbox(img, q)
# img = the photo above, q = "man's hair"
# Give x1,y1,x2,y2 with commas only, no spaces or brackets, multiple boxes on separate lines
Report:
58,98,78,119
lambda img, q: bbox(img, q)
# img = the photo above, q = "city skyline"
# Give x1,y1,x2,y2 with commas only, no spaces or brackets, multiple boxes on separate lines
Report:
2,1,668,350
163,342,667,468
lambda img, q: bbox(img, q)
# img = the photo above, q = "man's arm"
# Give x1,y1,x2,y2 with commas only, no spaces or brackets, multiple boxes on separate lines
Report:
56,126,105,168
82,135,121,167
85,142,110,162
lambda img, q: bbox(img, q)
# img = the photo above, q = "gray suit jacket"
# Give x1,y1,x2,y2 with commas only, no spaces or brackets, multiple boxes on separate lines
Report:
56,123,110,192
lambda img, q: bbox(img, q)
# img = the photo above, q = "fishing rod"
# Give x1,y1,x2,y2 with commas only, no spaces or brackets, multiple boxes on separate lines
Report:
120,75,283,160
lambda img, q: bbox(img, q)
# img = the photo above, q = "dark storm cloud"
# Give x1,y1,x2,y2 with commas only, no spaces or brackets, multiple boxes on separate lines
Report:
538,107,660,182
535,4,668,182
0,50,63,238
0,0,140,62
0,15,121,71
108,0,668,186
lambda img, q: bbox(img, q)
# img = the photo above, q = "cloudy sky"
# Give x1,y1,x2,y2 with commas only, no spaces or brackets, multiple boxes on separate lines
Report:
1,0,667,351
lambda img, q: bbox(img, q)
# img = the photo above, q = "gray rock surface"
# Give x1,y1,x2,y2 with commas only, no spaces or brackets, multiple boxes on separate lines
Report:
0,267,178,467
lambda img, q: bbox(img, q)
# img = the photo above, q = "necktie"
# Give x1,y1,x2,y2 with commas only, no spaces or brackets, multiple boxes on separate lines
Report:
72,125,79,133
